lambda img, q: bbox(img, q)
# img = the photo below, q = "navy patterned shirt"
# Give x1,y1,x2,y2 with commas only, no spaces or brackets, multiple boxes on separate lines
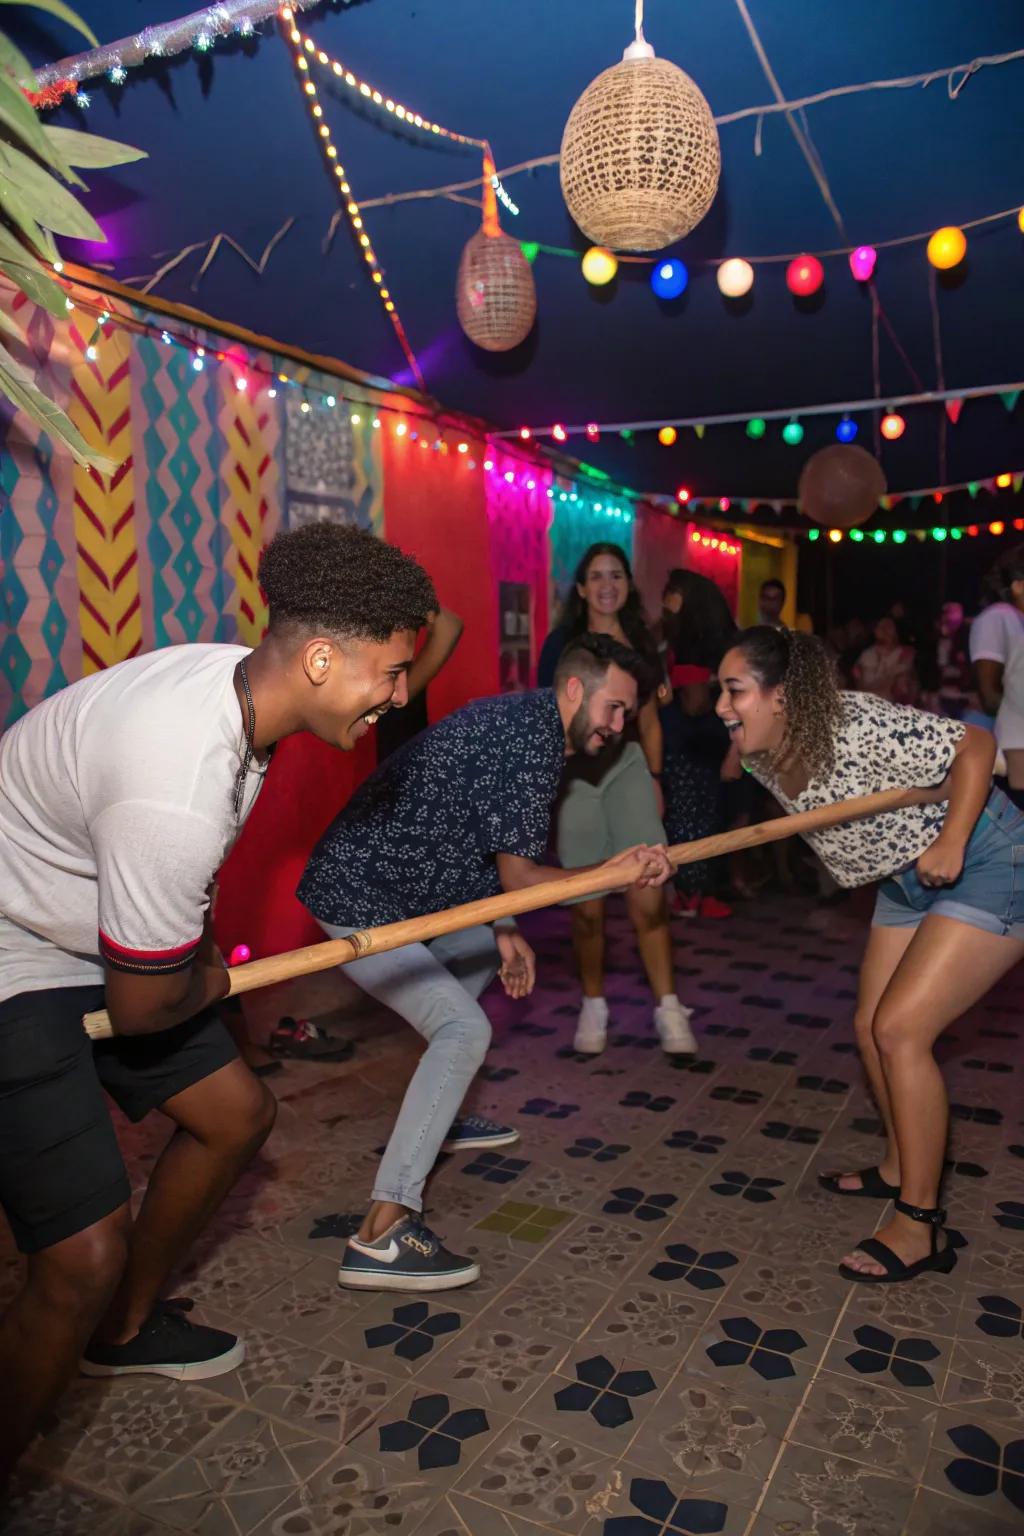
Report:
299,690,566,928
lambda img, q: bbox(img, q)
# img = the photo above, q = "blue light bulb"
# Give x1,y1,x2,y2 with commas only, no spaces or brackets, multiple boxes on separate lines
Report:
651,259,688,300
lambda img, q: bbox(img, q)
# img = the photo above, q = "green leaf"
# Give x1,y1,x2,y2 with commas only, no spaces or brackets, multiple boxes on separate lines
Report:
0,142,104,241
0,71,53,162
0,185,59,260
0,0,98,48
0,334,116,470
42,125,146,170
0,225,66,316
0,30,39,89
0,301,24,341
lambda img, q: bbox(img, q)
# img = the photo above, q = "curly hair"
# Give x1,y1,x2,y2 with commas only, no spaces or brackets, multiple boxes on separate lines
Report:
734,625,841,781
259,523,437,643
982,542,1024,606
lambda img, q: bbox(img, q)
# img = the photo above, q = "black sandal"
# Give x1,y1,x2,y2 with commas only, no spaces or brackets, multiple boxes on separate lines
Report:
838,1199,959,1285
818,1165,900,1200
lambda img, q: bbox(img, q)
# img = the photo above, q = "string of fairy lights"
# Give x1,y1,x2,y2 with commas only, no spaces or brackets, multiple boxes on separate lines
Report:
279,5,426,390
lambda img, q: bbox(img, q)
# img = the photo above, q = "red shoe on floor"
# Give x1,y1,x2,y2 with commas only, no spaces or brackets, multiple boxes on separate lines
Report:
699,895,733,919
672,892,700,919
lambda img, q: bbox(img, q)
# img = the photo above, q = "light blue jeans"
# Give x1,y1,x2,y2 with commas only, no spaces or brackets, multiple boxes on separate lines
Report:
320,922,500,1211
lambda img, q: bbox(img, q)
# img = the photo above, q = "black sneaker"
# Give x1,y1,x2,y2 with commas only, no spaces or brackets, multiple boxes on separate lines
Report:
442,1115,520,1152
338,1215,480,1292
80,1298,244,1381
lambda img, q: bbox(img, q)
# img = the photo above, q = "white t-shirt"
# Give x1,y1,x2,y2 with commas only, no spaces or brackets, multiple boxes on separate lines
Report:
0,645,266,1004
748,692,966,888
970,602,1024,751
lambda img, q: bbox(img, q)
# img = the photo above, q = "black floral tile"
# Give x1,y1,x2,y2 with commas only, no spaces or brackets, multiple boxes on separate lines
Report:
601,1476,730,1535
942,1423,1024,1515
709,1087,762,1106
993,1201,1024,1232
520,1098,579,1119
747,1048,797,1066
760,1121,820,1145
649,1243,739,1292
561,1142,632,1161
378,1392,490,1472
974,1294,1024,1340
619,1090,676,1113
795,1075,849,1095
664,1129,726,1155
460,1152,531,1185
844,1324,942,1389
603,1188,678,1223
364,1302,462,1363
553,1355,657,1430
709,1172,784,1204
705,1316,808,1381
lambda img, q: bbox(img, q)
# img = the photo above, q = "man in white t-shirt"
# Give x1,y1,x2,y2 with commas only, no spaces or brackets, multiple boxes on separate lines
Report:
969,546,1024,807
0,521,436,1482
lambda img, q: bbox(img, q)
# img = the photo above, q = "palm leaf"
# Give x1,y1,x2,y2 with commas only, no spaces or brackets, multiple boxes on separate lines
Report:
0,183,60,260
43,125,147,170
0,0,98,47
0,71,52,162
0,334,116,471
0,226,66,317
0,30,37,89
0,142,105,241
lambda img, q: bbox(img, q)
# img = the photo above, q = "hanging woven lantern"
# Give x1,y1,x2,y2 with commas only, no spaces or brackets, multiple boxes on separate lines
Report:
799,444,887,529
559,4,720,252
456,147,536,352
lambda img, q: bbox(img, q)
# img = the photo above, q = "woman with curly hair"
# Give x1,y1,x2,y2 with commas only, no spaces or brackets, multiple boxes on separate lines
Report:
537,544,695,1056
716,626,1017,1285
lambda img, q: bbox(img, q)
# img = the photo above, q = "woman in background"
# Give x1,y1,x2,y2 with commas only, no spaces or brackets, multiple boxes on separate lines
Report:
853,616,919,704
537,544,695,1057
660,568,737,918
971,544,1024,808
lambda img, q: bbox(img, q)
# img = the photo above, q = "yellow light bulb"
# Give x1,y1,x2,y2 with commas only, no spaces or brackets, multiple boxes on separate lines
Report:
297,56,308,70
360,83,371,97
312,104,322,117
344,72,355,86
396,105,406,119
317,50,328,64
347,202,359,215
373,272,382,283
326,146,337,158
304,82,315,95
372,91,382,104
319,125,329,138
289,28,299,42
380,289,389,299
386,99,395,111
333,62,342,75
360,234,370,247
581,246,618,285
927,226,967,270
303,37,313,52
385,302,395,312
352,217,363,229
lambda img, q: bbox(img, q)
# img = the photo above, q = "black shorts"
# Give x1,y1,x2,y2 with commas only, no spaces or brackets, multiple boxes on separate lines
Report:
0,985,238,1254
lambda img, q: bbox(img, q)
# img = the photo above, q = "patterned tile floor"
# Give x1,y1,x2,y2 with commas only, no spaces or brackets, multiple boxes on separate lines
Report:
3,892,1024,1535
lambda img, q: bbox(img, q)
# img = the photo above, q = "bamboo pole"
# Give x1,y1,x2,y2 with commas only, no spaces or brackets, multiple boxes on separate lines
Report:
81,786,931,1040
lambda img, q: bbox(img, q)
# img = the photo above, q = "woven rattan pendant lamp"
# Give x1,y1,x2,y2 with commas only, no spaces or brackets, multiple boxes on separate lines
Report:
456,146,537,352
560,0,720,252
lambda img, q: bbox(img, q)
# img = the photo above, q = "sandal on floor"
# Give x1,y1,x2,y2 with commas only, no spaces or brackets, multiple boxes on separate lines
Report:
818,1165,900,1200
839,1199,959,1285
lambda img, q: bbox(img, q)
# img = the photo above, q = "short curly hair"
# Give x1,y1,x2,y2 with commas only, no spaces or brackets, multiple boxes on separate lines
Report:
259,522,437,643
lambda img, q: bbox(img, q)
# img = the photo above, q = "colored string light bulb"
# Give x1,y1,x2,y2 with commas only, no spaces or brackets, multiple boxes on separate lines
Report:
849,245,877,282
650,259,688,299
745,417,766,440
717,258,754,298
786,254,824,297
782,419,804,446
836,416,858,443
997,473,1013,489
927,226,967,270
585,423,599,442
881,411,906,441
676,485,691,504
658,426,678,447
893,530,907,544
931,527,948,542
582,246,618,285
990,521,1006,536
552,423,567,443
828,529,843,543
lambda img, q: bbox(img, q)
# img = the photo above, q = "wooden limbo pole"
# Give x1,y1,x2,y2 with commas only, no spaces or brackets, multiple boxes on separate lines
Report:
83,786,929,1040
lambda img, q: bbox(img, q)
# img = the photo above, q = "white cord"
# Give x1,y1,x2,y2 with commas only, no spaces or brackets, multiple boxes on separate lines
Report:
635,0,645,43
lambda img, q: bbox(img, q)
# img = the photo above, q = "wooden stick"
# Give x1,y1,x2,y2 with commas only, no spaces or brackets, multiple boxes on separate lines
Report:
83,785,930,1040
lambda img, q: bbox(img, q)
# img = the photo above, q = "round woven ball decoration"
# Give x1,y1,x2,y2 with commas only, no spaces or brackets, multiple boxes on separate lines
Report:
559,53,720,251
456,227,537,352
798,443,887,530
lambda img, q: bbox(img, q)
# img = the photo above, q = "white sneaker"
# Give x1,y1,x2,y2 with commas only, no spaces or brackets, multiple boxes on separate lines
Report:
574,997,609,1055
654,998,697,1055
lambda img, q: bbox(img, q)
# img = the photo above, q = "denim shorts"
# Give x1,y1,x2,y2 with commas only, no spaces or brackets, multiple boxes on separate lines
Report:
873,786,1024,940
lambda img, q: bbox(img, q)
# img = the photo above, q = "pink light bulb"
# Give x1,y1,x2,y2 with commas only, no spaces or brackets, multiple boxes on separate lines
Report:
229,944,251,966
849,245,877,282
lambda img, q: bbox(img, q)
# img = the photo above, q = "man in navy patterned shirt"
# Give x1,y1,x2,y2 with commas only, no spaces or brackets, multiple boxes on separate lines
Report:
299,634,674,1291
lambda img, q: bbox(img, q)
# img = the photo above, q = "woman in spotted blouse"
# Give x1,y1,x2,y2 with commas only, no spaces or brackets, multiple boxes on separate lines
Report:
716,625,1021,1285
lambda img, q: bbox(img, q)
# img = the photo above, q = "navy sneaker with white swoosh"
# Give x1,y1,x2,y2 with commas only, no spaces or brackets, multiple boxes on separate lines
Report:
339,1215,480,1291
442,1115,520,1152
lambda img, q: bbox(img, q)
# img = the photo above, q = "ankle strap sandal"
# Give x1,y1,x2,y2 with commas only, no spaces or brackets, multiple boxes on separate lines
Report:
838,1198,960,1286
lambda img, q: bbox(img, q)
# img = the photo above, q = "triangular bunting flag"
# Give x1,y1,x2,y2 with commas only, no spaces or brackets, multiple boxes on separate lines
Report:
945,398,964,425
888,494,904,509
910,495,922,511
968,481,980,499
1001,391,1020,414
740,499,751,513
1014,473,1023,493
879,495,891,511
694,424,705,439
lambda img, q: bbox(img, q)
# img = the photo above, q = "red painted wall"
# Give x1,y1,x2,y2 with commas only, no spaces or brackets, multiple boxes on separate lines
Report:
381,407,499,714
